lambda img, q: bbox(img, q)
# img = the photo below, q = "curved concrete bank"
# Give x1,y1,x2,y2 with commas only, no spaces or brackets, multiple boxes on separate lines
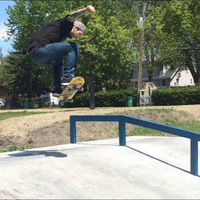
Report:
0,136,200,199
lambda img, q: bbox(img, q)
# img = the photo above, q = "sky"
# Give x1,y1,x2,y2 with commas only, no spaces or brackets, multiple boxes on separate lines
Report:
0,0,15,56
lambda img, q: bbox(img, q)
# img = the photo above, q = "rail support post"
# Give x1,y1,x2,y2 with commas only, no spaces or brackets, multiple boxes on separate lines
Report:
119,118,126,146
70,117,76,143
191,139,198,176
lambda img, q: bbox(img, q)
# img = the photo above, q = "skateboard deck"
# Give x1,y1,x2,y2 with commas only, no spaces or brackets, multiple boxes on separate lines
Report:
58,76,85,102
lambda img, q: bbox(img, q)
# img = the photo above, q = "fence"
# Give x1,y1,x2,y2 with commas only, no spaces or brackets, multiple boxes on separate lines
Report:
70,115,200,176
140,95,152,106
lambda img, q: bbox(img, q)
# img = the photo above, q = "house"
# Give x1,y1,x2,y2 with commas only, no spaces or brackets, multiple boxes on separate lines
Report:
132,66,195,88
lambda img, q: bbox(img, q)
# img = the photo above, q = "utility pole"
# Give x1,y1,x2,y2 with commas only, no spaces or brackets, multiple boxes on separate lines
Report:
88,72,95,109
137,2,147,106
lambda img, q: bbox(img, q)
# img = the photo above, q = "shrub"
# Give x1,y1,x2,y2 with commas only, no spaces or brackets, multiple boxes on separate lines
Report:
61,89,137,108
152,87,200,106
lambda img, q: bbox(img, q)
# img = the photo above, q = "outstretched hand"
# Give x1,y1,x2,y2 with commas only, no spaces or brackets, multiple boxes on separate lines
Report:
86,5,95,13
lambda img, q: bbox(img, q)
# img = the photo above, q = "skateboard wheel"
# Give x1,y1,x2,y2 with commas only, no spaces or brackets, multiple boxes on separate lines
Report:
81,87,84,92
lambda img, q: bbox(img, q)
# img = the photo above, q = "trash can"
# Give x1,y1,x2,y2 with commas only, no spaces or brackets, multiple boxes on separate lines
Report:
23,99,30,109
126,96,133,107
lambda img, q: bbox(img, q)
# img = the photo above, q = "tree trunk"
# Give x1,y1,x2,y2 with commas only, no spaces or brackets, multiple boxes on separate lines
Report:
88,73,95,109
184,50,200,84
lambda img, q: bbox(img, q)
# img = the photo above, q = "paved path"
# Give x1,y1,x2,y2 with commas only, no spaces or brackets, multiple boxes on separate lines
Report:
0,136,200,199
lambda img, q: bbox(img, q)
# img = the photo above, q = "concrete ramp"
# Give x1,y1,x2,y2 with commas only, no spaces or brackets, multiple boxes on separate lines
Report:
0,136,200,199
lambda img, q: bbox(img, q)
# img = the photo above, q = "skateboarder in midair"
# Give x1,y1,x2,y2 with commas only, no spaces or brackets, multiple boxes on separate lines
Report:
29,5,95,96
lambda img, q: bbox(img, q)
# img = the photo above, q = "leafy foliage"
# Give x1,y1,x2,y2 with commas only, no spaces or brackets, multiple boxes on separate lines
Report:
0,52,51,98
156,0,200,82
1,0,200,100
61,89,137,108
152,87,200,106
76,12,134,91
2,0,137,98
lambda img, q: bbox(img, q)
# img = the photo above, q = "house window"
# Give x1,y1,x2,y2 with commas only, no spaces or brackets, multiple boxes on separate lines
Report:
140,91,145,96
162,80,166,86
175,78,179,86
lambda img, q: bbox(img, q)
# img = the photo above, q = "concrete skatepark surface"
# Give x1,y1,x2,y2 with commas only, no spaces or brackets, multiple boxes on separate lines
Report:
0,136,200,199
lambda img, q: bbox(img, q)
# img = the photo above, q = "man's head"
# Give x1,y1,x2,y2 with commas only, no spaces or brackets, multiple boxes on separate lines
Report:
70,21,86,39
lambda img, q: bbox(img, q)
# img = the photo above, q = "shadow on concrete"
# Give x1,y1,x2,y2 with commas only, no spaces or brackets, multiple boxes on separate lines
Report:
81,142,195,176
9,150,67,158
126,146,195,176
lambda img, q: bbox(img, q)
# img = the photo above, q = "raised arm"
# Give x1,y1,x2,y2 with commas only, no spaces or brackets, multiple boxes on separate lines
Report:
67,5,95,22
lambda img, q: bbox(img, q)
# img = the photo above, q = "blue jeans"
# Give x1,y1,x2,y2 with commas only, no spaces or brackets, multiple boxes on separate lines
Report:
30,42,79,87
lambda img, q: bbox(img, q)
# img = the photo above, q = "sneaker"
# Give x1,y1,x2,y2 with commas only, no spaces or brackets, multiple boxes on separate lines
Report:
51,86,63,97
61,76,74,86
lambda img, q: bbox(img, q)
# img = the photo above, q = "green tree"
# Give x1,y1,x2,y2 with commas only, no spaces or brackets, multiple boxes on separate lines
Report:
0,52,50,98
158,0,200,83
0,48,5,71
115,0,200,85
76,12,134,91
4,0,73,97
4,0,136,97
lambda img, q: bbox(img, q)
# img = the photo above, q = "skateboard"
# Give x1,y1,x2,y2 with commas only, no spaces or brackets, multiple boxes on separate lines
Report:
58,76,85,103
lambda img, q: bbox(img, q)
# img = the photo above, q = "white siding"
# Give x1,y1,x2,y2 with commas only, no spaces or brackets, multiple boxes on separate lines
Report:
170,69,195,87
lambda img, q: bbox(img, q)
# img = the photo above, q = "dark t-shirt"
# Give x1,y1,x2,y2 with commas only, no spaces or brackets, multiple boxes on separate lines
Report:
29,15,73,53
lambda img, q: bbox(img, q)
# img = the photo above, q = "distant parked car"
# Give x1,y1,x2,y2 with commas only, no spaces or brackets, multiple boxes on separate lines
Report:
0,99,5,107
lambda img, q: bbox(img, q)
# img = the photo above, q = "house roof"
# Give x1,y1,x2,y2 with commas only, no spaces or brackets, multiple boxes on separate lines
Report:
132,67,177,81
154,69,177,80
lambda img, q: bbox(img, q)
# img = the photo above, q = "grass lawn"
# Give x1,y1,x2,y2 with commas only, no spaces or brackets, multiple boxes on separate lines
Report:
0,111,47,121
0,107,200,153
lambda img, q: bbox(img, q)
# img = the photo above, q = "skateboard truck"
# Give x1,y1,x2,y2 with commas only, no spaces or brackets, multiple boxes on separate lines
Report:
68,87,84,92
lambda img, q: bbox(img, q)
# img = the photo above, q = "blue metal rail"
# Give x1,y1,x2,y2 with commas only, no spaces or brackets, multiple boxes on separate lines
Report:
70,115,200,176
